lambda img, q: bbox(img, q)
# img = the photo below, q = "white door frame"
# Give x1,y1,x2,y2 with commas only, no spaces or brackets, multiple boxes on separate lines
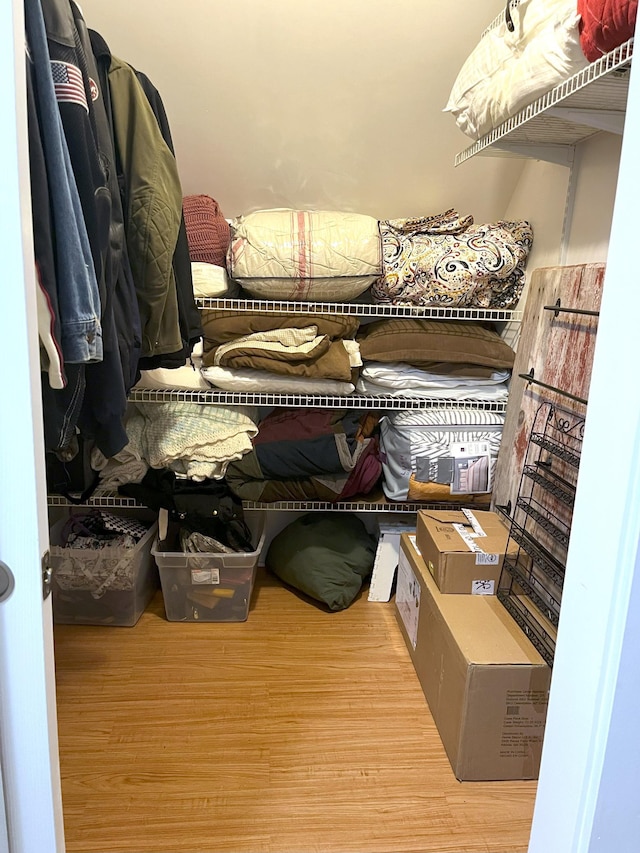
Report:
527,53,640,853
1,0,639,851
0,0,65,850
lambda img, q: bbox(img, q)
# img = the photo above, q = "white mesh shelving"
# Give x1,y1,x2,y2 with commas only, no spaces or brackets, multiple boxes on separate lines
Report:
47,490,141,508
47,490,483,513
127,388,508,412
455,38,633,166
241,499,486,514
197,297,523,322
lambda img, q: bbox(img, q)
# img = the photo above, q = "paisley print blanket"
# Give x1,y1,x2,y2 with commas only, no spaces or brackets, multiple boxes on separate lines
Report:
372,209,532,309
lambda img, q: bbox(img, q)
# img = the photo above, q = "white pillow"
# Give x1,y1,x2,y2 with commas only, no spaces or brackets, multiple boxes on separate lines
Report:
445,0,588,140
134,359,210,391
191,262,238,298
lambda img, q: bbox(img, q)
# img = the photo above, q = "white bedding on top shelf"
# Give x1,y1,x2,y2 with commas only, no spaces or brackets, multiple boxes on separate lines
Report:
444,0,589,140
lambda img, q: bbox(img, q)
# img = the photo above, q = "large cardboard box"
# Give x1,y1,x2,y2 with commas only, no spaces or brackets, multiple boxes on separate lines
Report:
396,534,550,781
416,509,512,595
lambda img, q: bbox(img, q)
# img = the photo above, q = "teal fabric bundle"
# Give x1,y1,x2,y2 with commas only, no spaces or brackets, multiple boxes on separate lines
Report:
265,512,376,611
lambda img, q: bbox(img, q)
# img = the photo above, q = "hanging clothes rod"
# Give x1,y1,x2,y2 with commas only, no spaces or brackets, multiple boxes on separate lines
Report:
518,368,588,406
544,298,600,318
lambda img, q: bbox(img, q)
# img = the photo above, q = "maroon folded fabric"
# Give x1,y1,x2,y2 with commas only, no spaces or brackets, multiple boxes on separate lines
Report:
578,0,637,62
182,194,230,266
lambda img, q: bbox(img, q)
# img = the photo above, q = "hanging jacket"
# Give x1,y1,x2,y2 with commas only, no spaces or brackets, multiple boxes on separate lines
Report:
134,69,203,370
88,28,142,390
107,53,184,358
24,0,102,371
40,0,111,312
26,45,65,390
63,0,131,458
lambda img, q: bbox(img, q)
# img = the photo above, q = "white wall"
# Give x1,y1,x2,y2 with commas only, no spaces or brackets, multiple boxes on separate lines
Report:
77,0,623,268
503,132,622,272
79,0,523,222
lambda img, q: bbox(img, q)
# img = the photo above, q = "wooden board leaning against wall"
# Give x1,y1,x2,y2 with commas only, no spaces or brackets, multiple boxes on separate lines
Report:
492,264,604,592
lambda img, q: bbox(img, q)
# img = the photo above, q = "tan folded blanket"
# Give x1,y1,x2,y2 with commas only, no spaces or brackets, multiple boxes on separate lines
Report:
203,326,355,381
201,309,359,350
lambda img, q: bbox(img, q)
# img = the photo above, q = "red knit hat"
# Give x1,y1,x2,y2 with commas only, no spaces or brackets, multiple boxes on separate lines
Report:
182,194,231,267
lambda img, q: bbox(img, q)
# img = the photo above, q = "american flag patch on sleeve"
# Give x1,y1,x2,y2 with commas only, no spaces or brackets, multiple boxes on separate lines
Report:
51,61,88,112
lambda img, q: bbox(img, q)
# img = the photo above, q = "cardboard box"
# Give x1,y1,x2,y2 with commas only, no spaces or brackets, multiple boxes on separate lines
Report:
368,520,416,602
395,534,550,781
416,509,513,595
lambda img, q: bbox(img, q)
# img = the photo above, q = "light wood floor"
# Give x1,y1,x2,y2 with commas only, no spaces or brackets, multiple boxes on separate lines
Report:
54,568,536,853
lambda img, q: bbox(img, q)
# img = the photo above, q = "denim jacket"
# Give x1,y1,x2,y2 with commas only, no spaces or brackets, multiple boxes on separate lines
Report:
25,0,102,365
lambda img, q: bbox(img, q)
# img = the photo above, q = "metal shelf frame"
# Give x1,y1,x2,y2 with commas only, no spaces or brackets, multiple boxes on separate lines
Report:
499,400,584,667
523,464,576,509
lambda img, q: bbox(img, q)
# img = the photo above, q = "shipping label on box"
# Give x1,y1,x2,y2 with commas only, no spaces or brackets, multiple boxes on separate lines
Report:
396,547,420,649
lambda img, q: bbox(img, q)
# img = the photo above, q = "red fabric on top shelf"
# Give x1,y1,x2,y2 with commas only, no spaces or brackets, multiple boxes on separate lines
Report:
577,0,637,62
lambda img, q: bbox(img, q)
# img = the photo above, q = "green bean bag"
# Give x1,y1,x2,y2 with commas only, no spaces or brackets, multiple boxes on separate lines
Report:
265,512,376,611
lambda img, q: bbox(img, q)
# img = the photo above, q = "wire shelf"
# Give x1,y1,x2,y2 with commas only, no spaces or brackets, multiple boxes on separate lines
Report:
515,496,571,549
529,433,581,468
455,39,633,166
241,498,487,513
497,590,556,667
523,464,576,509
196,297,523,322
507,518,566,588
128,388,508,412
502,557,561,626
47,490,483,513
47,491,142,508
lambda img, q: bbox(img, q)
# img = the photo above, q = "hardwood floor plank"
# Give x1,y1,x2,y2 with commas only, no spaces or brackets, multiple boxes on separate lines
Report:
55,569,535,853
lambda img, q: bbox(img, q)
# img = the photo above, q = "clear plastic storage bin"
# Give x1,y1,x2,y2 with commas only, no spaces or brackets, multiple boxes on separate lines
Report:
49,518,159,627
152,515,265,622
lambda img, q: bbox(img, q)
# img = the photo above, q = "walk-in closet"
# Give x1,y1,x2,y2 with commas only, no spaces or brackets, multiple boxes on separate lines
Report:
1,2,639,853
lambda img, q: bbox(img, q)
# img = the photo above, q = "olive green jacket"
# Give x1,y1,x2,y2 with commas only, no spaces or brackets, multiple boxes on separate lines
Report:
108,54,183,357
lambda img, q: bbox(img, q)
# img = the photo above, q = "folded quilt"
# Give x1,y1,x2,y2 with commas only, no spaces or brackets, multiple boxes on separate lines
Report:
373,211,532,309
201,365,355,395
225,437,381,503
204,326,360,381
211,326,332,363
200,309,360,347
97,402,258,482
